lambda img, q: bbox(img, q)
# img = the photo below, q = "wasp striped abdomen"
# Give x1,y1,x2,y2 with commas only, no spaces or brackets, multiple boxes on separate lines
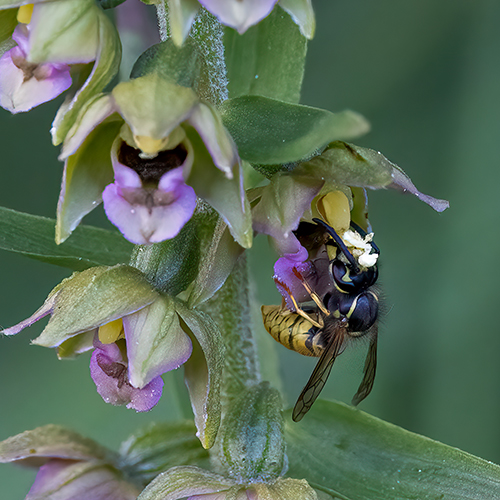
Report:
261,305,325,357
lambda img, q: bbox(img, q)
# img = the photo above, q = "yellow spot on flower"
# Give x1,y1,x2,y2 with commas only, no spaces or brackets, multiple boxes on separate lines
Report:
315,191,350,233
134,135,169,158
98,318,125,344
17,5,34,24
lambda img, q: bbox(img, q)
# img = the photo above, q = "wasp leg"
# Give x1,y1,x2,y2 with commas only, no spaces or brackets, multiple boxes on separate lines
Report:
291,267,330,316
274,278,323,328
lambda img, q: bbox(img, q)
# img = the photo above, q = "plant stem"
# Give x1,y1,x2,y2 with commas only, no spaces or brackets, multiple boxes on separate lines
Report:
201,255,261,405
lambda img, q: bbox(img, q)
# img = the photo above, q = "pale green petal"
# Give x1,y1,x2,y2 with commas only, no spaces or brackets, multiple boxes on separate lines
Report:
112,74,198,140
279,0,315,39
169,0,200,47
175,302,224,449
59,94,117,160
125,295,192,388
138,466,233,500
253,478,318,500
56,120,121,244
188,102,238,178
28,0,98,64
51,7,122,145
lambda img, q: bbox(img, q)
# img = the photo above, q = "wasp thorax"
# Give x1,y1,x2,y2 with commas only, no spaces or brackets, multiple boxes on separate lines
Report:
333,291,379,334
118,142,188,186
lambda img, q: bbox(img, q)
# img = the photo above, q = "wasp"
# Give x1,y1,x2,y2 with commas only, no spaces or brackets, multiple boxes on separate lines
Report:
262,218,380,422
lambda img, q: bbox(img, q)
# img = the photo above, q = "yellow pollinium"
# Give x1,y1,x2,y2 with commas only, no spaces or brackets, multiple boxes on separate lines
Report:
17,4,34,24
98,318,125,344
315,191,351,233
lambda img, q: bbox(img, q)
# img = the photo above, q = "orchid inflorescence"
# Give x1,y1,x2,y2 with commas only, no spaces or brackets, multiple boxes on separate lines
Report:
0,1,451,499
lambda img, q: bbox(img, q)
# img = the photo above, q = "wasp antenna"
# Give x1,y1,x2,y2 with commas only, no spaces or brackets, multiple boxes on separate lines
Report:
312,218,359,272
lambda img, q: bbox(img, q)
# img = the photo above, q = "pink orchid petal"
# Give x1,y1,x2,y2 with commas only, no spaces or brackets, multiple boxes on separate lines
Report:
0,38,71,114
102,167,197,245
90,341,163,412
28,459,139,500
11,24,29,54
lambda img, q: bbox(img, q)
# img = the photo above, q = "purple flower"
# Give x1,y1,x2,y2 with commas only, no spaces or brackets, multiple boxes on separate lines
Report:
0,24,71,113
56,75,251,248
0,425,140,500
102,141,197,245
90,336,164,412
1,265,192,413
168,0,315,46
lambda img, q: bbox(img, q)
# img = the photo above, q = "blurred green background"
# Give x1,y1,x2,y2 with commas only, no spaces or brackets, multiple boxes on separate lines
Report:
1,0,499,496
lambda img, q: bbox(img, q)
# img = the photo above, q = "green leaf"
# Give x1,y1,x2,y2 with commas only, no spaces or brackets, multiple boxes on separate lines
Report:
175,303,225,449
285,400,500,500
130,39,201,87
0,206,133,270
224,7,307,104
0,8,16,45
120,421,209,485
0,424,113,464
129,205,220,297
220,96,369,165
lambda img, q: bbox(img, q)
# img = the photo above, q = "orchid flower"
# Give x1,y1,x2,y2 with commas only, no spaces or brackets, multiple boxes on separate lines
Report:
56,73,251,248
162,0,315,46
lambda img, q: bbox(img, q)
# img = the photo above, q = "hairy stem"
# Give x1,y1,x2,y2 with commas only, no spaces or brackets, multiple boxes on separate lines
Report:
202,255,261,405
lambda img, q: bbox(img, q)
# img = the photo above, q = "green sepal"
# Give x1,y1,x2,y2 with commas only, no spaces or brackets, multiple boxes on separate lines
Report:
111,73,198,140
125,293,192,389
119,421,209,485
0,206,132,271
220,96,369,166
137,466,234,500
0,7,16,45
0,424,114,464
175,302,224,449
224,7,307,104
168,0,200,47
251,173,324,240
285,400,500,500
56,119,121,244
279,0,315,39
28,0,98,64
296,141,450,212
131,39,201,87
217,382,286,483
185,126,252,249
33,265,159,347
51,4,122,145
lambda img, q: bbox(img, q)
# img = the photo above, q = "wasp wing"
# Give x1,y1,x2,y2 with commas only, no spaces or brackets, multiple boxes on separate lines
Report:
351,326,378,406
292,326,346,422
